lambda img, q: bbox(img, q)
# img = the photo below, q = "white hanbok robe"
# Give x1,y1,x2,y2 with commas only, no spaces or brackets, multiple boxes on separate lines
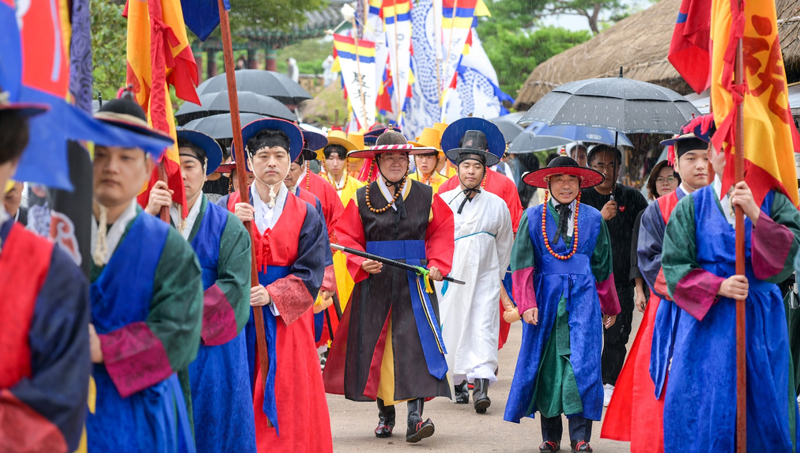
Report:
439,188,513,385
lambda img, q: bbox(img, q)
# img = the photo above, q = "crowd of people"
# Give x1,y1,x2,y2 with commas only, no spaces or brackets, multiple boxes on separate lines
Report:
3,86,800,453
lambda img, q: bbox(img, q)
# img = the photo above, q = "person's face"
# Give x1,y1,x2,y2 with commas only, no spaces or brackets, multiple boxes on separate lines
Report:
285,161,304,189
326,152,346,178
179,148,206,202
3,181,23,216
590,150,619,190
250,146,290,186
458,159,485,189
655,166,679,197
675,148,710,190
415,154,438,175
348,157,364,174
708,143,725,180
230,169,255,192
549,174,580,204
377,152,409,182
573,147,588,167
93,145,152,208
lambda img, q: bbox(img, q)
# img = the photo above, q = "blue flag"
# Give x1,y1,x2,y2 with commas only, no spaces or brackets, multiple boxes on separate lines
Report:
182,0,231,42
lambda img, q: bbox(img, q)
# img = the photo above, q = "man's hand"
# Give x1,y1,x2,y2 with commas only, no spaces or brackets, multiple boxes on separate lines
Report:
428,267,444,281
634,285,647,313
234,203,255,224
251,285,272,306
361,259,383,274
89,324,103,363
719,275,749,300
313,292,334,314
730,181,760,226
503,307,521,323
603,314,617,329
522,308,539,325
600,200,618,221
145,181,173,216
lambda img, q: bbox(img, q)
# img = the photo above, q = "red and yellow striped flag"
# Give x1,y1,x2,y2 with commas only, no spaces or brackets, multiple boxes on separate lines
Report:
710,0,800,206
125,0,200,216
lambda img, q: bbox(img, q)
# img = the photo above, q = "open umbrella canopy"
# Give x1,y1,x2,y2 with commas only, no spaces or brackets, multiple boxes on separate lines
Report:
196,69,312,106
184,112,266,140
507,122,636,155
489,112,526,143
519,74,699,134
175,90,296,125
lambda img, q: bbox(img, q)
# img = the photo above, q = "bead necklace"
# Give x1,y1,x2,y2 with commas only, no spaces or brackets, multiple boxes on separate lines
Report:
365,168,409,214
481,169,489,189
304,161,312,192
325,167,349,192
416,169,432,185
542,191,581,260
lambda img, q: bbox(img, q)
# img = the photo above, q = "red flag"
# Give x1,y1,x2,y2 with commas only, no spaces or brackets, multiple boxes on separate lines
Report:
668,0,712,94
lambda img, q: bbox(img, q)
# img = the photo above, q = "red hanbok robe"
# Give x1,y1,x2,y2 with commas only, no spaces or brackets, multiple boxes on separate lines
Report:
439,167,523,350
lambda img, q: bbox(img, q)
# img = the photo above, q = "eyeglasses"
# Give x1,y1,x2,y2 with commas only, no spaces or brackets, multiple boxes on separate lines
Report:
591,163,617,172
656,176,677,184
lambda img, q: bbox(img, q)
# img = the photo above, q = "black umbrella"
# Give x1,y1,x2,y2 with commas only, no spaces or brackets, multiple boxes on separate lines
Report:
175,91,296,125
519,72,699,134
196,69,312,106
489,112,526,143
183,113,266,140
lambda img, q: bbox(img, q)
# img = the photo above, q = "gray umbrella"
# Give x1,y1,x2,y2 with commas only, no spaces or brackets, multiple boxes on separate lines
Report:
184,113,266,140
519,73,699,134
489,112,526,143
175,91,296,125
196,69,312,106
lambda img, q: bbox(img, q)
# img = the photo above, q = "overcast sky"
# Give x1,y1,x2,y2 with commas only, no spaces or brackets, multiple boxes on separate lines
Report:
536,0,657,31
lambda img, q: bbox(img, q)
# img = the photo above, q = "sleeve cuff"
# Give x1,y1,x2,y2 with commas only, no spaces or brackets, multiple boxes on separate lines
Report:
0,390,68,453
99,322,173,398
512,267,537,313
266,274,314,325
752,210,794,280
672,268,725,321
200,285,239,347
321,264,336,293
597,274,621,315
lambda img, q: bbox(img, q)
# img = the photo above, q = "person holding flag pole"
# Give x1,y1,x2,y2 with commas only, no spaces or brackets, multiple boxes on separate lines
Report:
659,0,800,450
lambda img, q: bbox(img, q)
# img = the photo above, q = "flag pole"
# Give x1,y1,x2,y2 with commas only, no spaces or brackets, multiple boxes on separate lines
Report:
391,2,402,124
217,0,272,427
442,0,459,103
733,2,746,450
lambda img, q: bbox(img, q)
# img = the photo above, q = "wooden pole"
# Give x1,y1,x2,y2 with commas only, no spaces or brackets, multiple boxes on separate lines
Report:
391,2,402,123
733,30,747,452
217,0,272,427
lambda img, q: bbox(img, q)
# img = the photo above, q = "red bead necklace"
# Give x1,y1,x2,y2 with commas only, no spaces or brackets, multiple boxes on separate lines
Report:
542,191,581,260
304,161,312,191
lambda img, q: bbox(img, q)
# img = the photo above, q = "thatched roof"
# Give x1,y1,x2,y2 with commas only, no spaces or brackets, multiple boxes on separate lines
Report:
515,0,800,110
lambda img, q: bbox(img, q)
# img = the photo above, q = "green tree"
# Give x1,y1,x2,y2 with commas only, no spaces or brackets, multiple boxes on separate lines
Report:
91,0,128,101
479,24,591,96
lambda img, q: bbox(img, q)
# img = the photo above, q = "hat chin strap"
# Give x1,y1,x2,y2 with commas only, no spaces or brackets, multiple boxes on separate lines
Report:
248,153,288,208
456,163,485,214
375,155,407,188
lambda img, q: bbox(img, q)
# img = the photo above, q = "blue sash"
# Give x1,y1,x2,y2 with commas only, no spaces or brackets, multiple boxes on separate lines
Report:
366,240,448,380
248,265,289,436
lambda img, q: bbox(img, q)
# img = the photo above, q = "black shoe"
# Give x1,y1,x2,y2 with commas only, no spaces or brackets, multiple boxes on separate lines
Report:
570,440,592,452
406,398,434,443
539,441,561,452
375,398,395,438
454,381,469,404
472,379,491,413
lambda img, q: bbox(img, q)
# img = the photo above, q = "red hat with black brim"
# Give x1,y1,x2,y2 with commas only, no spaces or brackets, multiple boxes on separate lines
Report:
347,143,437,159
216,158,251,174
522,155,605,189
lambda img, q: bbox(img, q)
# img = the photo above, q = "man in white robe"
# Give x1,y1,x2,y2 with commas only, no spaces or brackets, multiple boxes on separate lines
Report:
439,130,513,414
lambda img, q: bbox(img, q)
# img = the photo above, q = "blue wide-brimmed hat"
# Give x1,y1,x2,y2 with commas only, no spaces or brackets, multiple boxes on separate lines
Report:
237,118,304,162
0,91,49,118
177,129,223,175
441,117,506,164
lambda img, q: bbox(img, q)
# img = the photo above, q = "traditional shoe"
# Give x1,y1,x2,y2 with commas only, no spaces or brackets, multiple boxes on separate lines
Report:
539,441,561,452
406,398,435,443
454,381,469,404
571,440,593,452
472,379,491,414
375,399,395,438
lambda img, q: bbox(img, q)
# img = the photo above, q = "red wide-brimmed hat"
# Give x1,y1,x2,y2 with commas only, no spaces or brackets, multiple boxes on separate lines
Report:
348,143,437,159
522,155,604,189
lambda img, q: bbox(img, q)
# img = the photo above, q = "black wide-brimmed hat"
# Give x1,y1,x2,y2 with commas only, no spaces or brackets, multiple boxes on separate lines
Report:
94,98,173,142
444,130,501,167
523,155,604,189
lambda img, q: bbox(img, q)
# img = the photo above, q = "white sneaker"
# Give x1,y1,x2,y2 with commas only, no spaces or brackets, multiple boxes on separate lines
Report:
603,384,614,407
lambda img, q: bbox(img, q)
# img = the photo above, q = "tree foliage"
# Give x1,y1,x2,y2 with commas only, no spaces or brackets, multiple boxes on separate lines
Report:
91,0,128,101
